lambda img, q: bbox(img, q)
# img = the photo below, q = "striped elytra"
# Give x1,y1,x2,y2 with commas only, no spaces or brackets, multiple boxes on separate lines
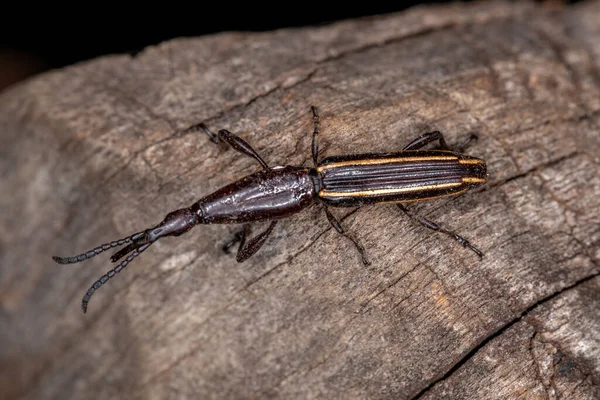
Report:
316,150,487,206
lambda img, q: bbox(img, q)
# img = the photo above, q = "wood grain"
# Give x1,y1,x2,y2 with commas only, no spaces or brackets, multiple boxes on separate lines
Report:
1,1,599,399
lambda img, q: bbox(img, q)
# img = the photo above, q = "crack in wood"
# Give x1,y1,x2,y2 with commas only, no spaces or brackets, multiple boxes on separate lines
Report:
529,330,553,399
410,271,600,400
527,319,600,394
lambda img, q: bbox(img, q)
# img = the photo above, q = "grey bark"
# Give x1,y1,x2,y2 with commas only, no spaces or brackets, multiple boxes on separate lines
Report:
1,1,599,399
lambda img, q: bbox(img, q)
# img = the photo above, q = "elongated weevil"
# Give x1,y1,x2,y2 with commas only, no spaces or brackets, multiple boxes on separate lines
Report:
53,106,488,313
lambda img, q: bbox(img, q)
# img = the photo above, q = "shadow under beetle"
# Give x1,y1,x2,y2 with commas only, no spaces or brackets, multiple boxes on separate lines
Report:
53,106,488,313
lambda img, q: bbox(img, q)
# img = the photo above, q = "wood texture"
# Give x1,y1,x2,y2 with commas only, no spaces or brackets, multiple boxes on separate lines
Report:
1,1,599,399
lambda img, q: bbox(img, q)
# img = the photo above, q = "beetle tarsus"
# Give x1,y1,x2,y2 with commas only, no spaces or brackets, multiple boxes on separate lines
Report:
189,121,270,170
402,130,479,154
185,122,220,144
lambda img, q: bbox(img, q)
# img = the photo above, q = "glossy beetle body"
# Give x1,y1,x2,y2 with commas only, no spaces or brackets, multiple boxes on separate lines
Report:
53,106,488,313
194,166,317,224
193,150,486,220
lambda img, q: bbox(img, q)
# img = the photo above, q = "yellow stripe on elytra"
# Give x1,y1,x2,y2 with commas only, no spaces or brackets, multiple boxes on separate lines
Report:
461,177,487,183
316,155,459,172
319,182,462,198
458,158,485,165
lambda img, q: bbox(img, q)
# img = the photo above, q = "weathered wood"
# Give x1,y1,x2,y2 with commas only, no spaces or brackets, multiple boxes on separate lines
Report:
421,276,600,399
1,1,599,399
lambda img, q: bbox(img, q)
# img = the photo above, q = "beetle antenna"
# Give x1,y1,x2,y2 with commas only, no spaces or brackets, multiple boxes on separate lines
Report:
52,231,146,265
81,241,152,313
53,207,199,313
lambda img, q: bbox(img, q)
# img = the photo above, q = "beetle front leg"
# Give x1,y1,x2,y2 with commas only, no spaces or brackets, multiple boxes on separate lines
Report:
186,122,222,145
397,204,483,259
186,123,270,170
311,105,320,167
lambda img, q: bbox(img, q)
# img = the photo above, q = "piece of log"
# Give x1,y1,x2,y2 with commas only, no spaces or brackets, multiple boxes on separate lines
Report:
1,1,599,399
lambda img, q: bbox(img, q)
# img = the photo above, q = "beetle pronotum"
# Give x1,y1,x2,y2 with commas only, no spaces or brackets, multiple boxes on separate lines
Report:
53,106,488,313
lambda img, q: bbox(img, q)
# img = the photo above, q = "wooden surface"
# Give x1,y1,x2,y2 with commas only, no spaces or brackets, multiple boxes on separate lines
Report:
1,1,599,399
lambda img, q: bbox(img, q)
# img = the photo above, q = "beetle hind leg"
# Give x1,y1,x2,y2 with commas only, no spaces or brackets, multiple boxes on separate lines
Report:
454,134,478,153
403,130,479,153
403,131,450,151
397,204,483,259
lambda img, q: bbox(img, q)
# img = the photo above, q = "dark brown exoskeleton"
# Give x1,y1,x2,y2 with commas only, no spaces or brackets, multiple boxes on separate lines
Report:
53,106,488,313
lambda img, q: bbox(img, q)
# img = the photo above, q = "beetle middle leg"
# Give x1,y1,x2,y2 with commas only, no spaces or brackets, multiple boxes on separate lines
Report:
222,222,278,262
324,206,371,266
396,204,483,259
222,225,250,254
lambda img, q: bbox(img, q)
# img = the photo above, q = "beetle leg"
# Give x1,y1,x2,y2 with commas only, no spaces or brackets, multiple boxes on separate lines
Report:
455,134,478,153
222,225,250,253
324,206,371,266
217,129,270,170
186,122,219,144
311,105,320,167
236,221,278,262
403,130,479,153
396,204,483,259
402,131,450,151
186,123,270,170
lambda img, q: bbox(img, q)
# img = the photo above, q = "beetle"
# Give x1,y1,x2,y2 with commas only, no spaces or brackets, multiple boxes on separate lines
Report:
53,106,488,313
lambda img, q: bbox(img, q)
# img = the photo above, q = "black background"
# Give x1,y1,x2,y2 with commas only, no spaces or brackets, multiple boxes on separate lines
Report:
0,3,447,89
2,4,442,68
1,1,575,90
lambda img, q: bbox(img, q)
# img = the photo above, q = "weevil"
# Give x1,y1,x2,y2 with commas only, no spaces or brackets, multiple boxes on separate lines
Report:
53,106,488,313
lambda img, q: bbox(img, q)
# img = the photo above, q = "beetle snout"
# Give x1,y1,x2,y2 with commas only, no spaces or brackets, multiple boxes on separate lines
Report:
150,208,199,240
